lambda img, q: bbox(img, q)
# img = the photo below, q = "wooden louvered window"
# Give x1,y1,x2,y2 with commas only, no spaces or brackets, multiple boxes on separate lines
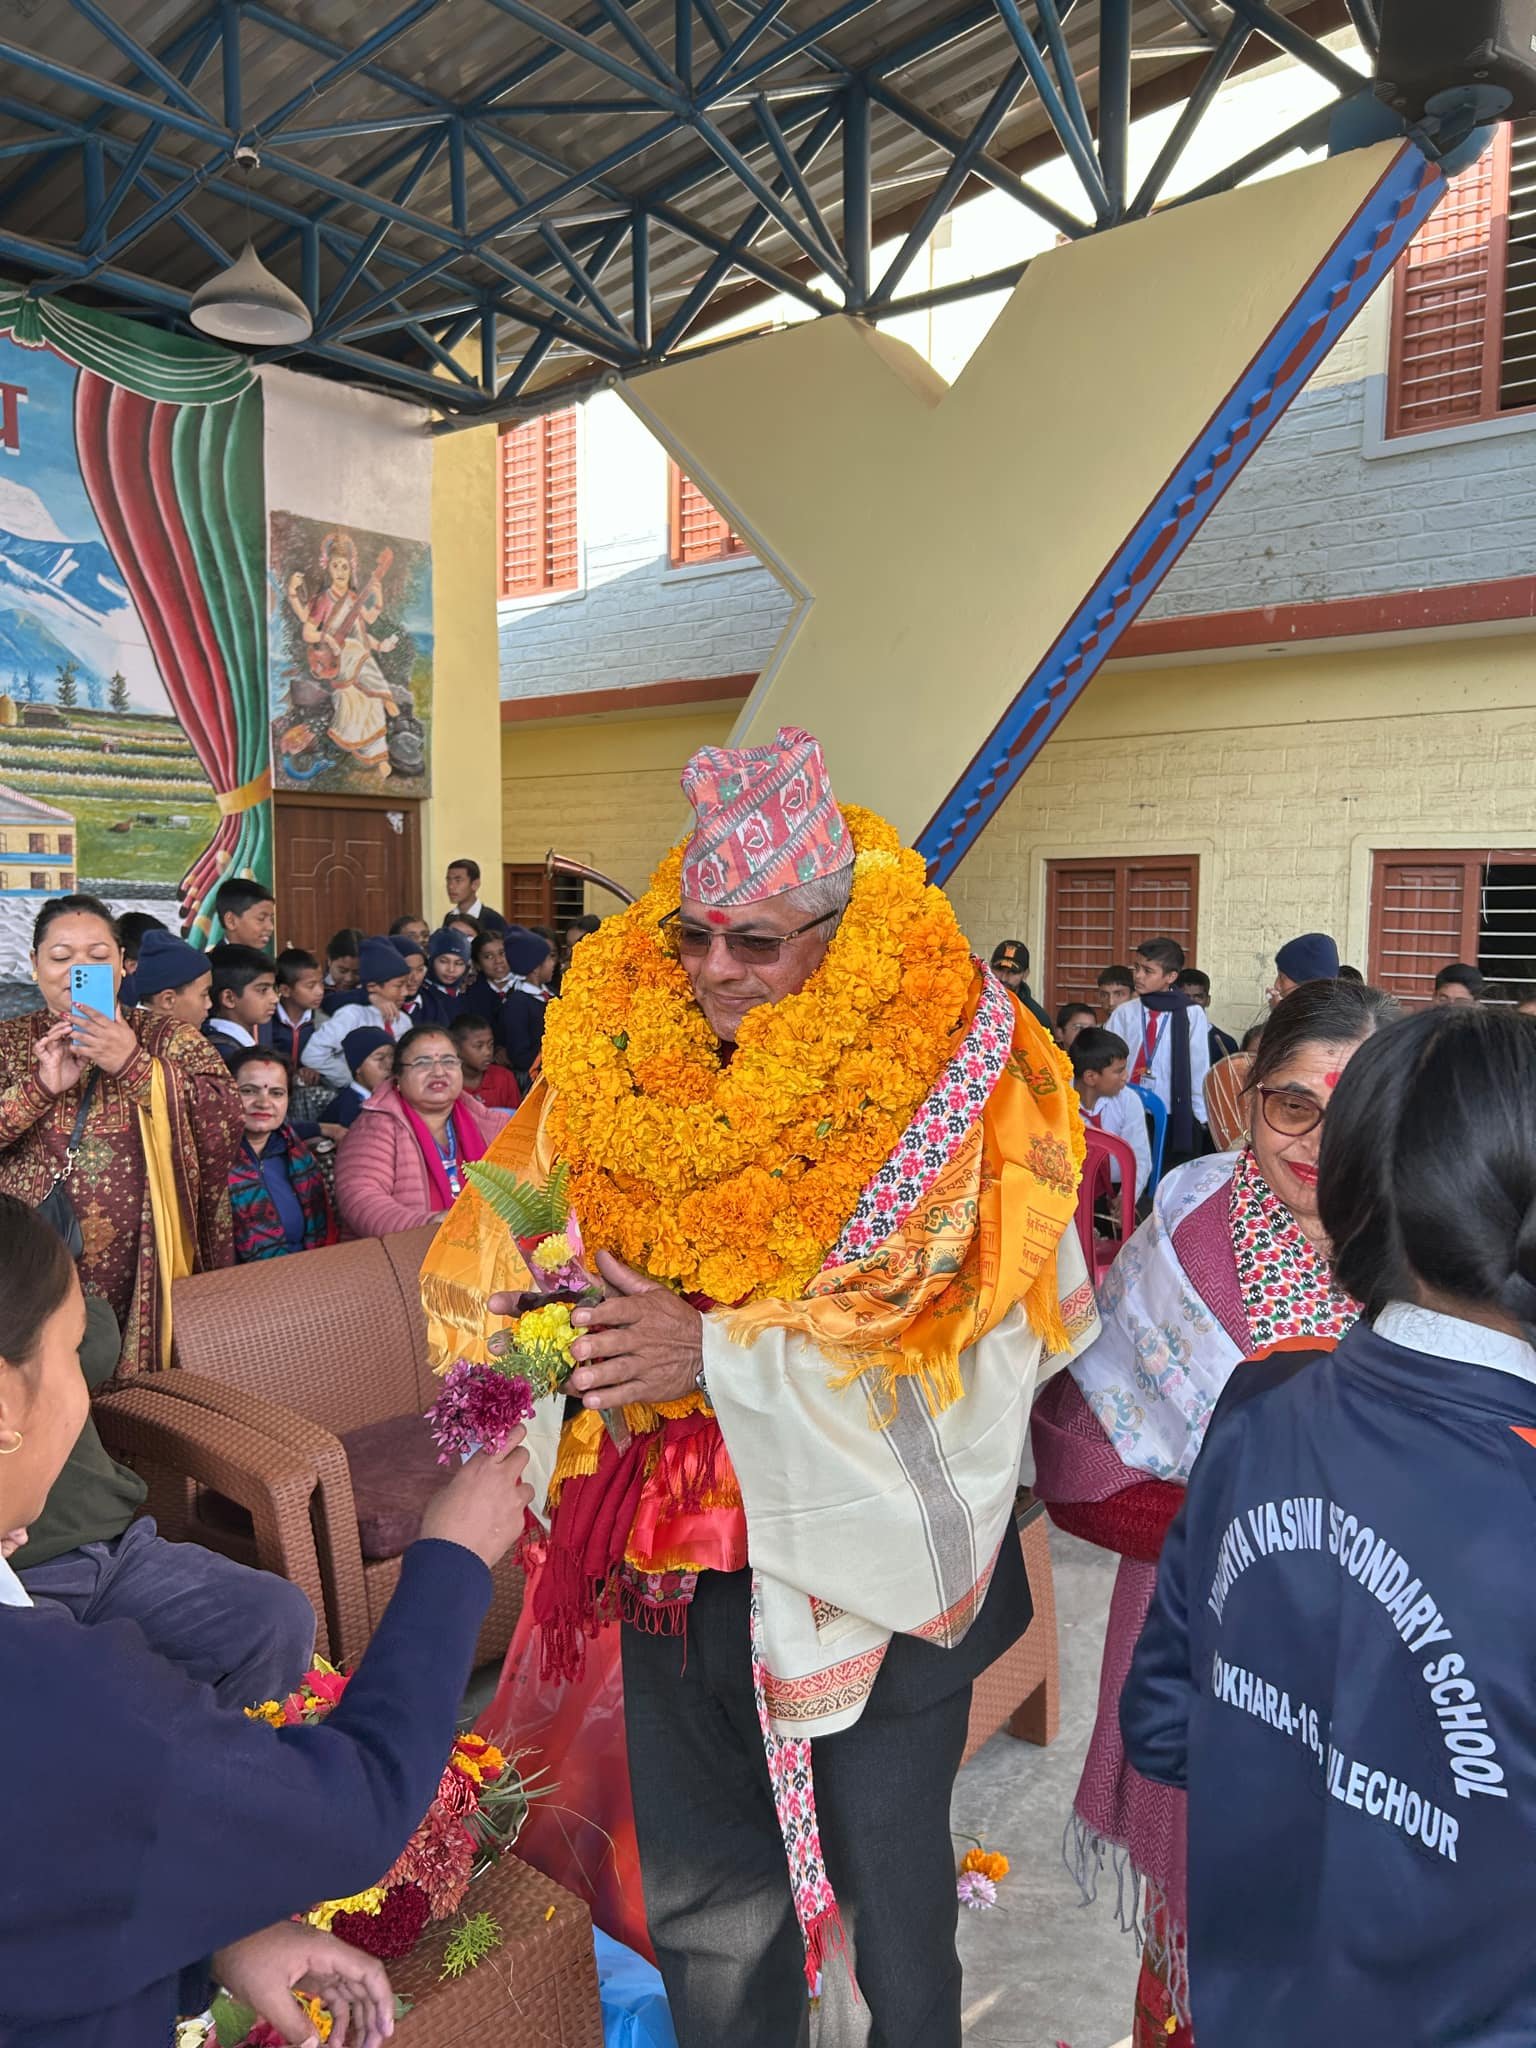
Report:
1043,856,1200,1013
1368,849,1536,1006
498,410,579,598
1385,121,1536,436
668,462,750,566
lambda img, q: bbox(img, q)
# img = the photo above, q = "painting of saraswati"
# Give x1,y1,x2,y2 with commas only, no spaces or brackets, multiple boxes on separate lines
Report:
269,512,433,797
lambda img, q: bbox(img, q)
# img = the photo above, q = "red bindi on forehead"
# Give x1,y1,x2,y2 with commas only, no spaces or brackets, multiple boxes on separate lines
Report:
707,908,728,926
1324,1071,1342,1089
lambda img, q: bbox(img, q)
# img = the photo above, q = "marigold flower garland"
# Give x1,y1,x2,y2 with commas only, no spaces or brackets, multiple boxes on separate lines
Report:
541,804,975,1305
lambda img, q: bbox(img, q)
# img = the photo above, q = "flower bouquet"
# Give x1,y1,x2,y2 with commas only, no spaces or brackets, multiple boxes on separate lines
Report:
425,1160,630,1457
179,1664,545,2044
253,1663,538,1952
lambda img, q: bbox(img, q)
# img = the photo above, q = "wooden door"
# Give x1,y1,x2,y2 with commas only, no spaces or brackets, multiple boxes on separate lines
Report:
274,797,422,952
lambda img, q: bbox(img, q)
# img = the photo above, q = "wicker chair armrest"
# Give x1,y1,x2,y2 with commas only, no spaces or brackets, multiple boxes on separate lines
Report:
135,1371,341,1460
125,1371,371,1663
92,1383,331,1662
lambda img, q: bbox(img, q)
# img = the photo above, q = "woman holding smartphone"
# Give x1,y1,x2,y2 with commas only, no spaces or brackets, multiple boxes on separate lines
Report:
0,893,242,1374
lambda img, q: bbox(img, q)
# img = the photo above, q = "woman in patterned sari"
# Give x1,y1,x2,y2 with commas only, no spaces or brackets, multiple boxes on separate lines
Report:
1032,979,1398,2045
0,894,242,1374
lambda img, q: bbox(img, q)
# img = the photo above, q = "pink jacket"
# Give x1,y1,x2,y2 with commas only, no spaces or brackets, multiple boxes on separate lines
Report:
334,1083,508,1240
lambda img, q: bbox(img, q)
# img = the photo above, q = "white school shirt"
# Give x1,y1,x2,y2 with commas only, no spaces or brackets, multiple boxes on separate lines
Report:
304,1000,412,1090
208,1019,258,1049
1107,995,1211,1130
1374,1303,1536,1388
1077,1083,1152,1200
0,1552,31,1606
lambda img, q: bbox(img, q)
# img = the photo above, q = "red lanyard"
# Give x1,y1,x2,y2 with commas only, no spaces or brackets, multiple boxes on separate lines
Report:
1133,1009,1165,1083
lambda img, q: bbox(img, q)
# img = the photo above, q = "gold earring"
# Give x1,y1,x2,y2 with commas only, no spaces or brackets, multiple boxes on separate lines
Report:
0,1429,22,1455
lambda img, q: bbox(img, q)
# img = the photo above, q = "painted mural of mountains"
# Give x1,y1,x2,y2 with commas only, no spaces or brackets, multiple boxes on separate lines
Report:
0,526,127,628
0,604,90,688
0,522,131,696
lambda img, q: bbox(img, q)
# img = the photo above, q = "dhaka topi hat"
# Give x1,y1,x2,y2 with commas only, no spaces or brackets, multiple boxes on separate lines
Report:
1275,932,1339,984
680,725,850,908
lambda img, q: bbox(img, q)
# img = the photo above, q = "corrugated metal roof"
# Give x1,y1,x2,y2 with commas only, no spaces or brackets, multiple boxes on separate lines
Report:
0,0,1354,407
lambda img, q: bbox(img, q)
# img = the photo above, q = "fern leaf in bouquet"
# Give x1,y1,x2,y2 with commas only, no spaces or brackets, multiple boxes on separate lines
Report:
464,1161,559,1238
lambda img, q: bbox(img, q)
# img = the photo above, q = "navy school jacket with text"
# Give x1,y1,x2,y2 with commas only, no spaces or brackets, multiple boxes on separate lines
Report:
1122,1318,1536,2047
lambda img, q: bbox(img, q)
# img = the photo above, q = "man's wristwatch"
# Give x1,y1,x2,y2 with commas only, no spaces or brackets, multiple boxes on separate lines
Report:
694,1361,709,1403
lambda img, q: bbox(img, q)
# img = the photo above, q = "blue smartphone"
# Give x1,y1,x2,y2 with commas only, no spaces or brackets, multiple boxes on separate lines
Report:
70,961,115,1039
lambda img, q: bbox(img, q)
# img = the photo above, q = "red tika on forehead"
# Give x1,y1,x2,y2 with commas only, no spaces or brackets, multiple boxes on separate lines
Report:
707,908,728,926
1324,1070,1343,1089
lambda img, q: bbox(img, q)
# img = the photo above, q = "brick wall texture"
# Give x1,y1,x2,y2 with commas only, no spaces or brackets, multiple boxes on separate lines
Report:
944,639,1536,1032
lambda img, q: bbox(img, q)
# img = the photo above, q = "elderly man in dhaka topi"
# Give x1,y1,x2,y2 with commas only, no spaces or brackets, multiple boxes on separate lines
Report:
422,727,1097,2048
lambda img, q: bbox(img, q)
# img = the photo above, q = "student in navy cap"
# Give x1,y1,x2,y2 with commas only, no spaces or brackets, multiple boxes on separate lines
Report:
424,926,473,1014
122,928,213,1033
391,932,447,1029
1268,931,1339,1008
301,938,414,1091
320,1025,397,1132
499,925,557,1093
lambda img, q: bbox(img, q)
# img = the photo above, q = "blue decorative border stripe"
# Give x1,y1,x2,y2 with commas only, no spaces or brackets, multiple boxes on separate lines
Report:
918,143,1449,884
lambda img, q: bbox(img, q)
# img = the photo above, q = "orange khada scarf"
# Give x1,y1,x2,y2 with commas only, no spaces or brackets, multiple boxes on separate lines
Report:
421,969,1085,1656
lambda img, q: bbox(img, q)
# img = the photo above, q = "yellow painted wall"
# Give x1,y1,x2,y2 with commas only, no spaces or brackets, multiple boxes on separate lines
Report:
946,633,1536,1030
428,421,502,912
501,708,736,903
621,141,1413,843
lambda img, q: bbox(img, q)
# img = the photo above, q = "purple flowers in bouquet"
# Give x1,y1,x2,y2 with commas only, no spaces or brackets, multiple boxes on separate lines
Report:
426,1362,536,1465
424,1159,629,1460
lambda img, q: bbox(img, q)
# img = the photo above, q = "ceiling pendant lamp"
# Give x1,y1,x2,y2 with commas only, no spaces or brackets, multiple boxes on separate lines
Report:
189,145,312,346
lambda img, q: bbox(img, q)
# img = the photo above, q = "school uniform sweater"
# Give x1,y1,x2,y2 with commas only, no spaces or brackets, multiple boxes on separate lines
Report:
500,980,549,1087
1123,1310,1536,2046
0,1538,492,2048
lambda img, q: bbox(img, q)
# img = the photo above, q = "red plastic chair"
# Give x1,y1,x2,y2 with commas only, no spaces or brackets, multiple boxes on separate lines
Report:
1075,1127,1139,1287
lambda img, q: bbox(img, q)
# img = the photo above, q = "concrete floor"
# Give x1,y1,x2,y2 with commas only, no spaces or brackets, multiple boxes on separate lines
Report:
951,1531,1139,2048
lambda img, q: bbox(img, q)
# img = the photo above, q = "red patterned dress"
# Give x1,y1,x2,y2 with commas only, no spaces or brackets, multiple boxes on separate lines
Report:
0,1007,242,1373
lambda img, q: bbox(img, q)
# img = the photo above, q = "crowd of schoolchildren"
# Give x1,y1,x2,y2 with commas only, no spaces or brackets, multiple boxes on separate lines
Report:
987,929,1536,1219
115,860,598,1267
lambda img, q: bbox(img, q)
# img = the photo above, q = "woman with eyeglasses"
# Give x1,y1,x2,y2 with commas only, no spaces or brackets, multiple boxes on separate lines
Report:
1031,977,1399,2048
334,1024,510,1241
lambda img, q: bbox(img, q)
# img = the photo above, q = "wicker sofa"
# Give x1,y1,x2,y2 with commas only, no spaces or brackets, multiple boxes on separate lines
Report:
94,1225,523,1669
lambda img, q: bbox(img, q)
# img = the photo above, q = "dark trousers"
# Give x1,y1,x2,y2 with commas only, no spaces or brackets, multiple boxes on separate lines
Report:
20,1516,316,1708
622,1537,1030,2048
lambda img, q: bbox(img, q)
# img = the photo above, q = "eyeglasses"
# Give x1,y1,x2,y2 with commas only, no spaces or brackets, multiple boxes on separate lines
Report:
658,906,841,965
399,1054,461,1073
1256,1085,1326,1138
